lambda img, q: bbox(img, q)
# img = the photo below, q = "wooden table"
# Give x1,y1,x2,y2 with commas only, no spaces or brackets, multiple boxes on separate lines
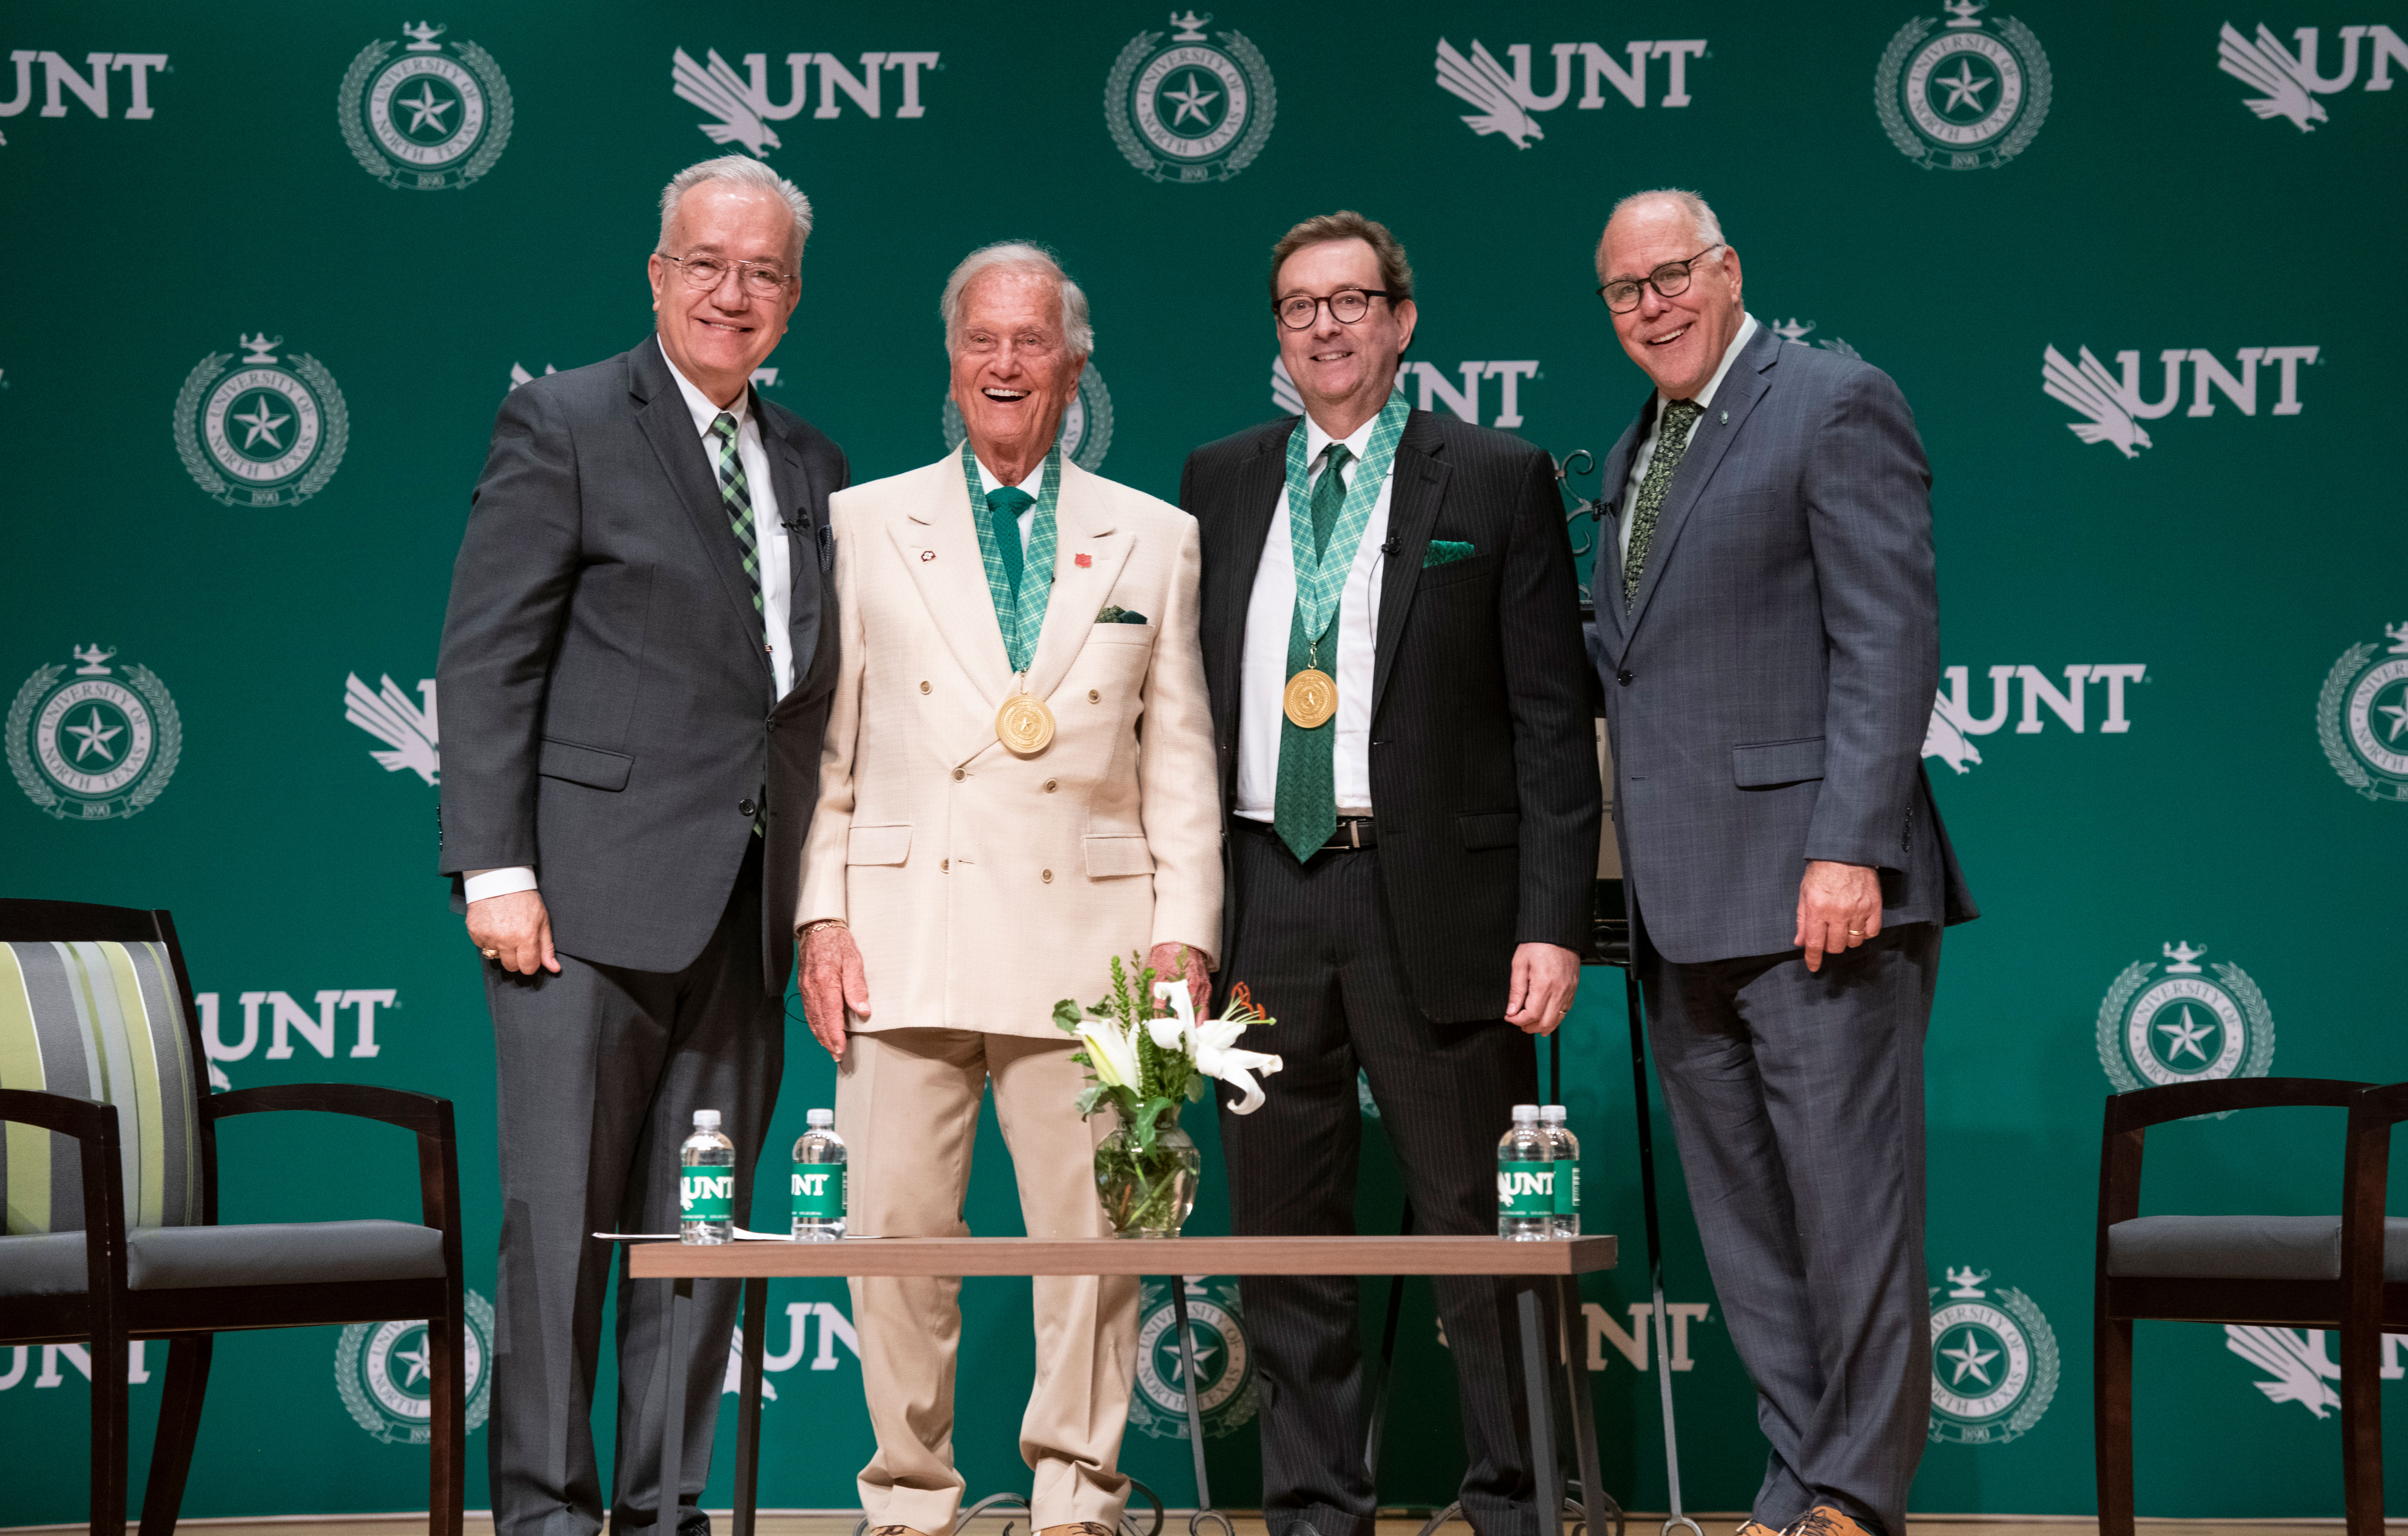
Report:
629,1235,1617,1536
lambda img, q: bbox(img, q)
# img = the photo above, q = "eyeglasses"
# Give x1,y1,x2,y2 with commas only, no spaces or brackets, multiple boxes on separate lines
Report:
1273,288,1394,330
1595,245,1722,314
660,253,794,297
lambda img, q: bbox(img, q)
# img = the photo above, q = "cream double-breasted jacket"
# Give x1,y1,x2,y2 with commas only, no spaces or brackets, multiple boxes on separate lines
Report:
798,452,1222,1038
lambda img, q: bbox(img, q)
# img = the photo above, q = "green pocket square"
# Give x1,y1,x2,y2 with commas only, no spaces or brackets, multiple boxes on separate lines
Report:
1097,606,1148,624
1422,540,1476,568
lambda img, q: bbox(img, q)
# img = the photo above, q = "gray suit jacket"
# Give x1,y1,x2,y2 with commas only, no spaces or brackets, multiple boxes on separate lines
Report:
1592,324,1975,964
436,338,848,991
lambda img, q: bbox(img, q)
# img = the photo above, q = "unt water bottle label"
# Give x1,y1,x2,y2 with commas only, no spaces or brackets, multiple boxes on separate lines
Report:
680,1169,734,1222
1557,1163,1580,1218
1496,1161,1554,1218
792,1164,845,1221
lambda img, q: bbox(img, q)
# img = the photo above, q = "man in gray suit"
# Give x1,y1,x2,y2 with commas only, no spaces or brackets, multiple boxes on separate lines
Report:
1588,189,1976,1536
436,155,847,1536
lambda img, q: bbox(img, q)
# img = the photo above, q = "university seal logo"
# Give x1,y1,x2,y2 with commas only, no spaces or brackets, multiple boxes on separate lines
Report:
2096,941,2275,1101
336,1288,495,1444
2317,619,2408,803
9,646,181,822
941,366,1115,472
173,334,349,508
1928,1265,2058,1445
1106,11,1276,183
1874,1,2050,170
1126,1276,1257,1440
339,23,512,191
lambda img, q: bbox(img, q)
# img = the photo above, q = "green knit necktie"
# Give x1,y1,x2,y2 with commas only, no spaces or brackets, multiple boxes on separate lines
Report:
1272,445,1354,861
1623,399,1701,603
986,485,1033,603
709,412,763,614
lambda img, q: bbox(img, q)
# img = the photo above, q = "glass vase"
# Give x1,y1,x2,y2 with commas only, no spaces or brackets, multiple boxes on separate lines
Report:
1094,1110,1201,1238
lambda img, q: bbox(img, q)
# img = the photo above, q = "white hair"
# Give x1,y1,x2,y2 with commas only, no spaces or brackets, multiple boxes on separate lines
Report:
657,155,814,264
939,242,1094,359
1600,188,1727,275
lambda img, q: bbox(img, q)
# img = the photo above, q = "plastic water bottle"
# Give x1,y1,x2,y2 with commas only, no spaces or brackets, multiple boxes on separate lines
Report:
679,1110,735,1244
1496,1104,1555,1240
1540,1105,1581,1238
790,1108,847,1240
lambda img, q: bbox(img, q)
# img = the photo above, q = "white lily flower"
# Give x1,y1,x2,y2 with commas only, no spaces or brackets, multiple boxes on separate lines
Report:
1157,980,1283,1114
1150,979,1198,1053
1078,1019,1140,1091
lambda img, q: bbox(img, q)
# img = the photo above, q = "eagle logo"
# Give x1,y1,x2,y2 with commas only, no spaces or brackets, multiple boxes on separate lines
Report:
344,674,440,786
2224,1325,2343,1417
2217,22,2330,132
2041,344,2153,459
672,47,781,158
1434,39,1545,148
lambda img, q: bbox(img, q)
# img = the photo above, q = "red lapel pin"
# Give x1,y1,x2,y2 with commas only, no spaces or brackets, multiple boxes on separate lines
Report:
1074,552,1092,568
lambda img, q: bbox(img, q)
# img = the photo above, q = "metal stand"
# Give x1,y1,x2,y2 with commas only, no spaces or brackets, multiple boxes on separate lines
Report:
660,1277,693,1536
1621,959,1701,1536
1169,1281,1233,1536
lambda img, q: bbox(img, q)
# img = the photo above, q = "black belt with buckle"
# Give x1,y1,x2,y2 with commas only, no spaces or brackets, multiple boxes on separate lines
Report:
1242,815,1377,853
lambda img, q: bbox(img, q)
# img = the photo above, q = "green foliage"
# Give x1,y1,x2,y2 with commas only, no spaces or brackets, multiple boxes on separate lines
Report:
1065,949,1205,1154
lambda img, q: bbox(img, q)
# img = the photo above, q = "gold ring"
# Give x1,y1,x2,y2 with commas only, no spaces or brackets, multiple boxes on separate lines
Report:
1847,928,1863,937
481,947,500,959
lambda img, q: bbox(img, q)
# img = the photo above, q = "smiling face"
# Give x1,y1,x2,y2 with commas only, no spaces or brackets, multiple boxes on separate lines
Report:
1274,237,1416,440
1597,198,1744,401
948,266,1085,483
647,180,801,407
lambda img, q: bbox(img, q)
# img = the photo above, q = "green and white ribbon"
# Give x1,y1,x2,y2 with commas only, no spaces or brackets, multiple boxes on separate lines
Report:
1283,390,1410,646
962,439,1062,674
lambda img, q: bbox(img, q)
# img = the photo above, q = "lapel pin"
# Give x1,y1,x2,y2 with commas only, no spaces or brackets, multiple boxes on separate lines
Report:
920,550,935,562
1074,552,1092,568
1720,410,1729,425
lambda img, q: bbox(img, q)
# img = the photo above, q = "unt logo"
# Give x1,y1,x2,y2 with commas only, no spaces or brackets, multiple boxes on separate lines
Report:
1498,1168,1555,1198
792,1171,836,1198
680,1173,734,1210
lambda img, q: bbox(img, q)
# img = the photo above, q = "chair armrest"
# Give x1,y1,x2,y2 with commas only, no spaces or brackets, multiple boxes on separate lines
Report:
0,1088,129,1304
203,1083,461,1252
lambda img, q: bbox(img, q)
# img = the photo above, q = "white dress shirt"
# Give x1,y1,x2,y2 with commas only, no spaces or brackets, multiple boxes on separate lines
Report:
1234,411,1394,821
462,340,791,905
970,453,1047,559
1618,312,1760,565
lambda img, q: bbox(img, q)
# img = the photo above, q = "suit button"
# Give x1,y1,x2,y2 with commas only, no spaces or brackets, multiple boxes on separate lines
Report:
951,768,965,782
1043,779,1058,793
738,798,757,817
1617,670,1633,686
1041,869,1053,884
1088,689,1101,703
941,858,949,871
920,681,931,694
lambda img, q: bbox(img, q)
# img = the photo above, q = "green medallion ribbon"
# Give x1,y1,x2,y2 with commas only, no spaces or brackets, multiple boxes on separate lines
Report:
962,439,1062,675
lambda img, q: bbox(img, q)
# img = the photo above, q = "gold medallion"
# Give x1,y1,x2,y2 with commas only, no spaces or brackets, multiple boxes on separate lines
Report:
1282,668,1337,730
996,692,1056,755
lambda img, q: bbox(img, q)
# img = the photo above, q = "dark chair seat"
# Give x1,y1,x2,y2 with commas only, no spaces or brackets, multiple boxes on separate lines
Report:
0,1220,447,1297
2108,1214,2408,1282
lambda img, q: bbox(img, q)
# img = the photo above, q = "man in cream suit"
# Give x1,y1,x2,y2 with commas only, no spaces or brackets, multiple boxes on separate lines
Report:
796,243,1220,1536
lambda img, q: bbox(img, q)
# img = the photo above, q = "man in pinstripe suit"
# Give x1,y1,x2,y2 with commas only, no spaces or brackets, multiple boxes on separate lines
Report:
1589,189,1977,1536
1181,211,1600,1536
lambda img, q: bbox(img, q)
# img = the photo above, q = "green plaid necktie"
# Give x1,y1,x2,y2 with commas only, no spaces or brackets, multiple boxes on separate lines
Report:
1272,444,1354,861
986,485,1034,603
709,412,763,615
1623,398,1701,603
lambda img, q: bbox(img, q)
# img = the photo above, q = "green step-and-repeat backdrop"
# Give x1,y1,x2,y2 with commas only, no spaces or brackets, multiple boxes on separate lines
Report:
3,0,2405,1523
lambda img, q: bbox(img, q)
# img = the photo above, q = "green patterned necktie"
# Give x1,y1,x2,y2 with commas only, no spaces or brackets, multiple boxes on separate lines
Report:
1622,398,1701,604
963,441,1061,675
1272,445,1355,861
709,412,763,615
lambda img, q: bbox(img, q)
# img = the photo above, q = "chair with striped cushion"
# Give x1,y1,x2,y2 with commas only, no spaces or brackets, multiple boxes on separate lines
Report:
0,898,465,1536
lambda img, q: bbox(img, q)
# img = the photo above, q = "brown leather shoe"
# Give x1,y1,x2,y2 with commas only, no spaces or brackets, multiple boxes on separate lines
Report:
1788,1508,1876,1536
1737,1522,1783,1536
1037,1525,1118,1536
867,1526,932,1536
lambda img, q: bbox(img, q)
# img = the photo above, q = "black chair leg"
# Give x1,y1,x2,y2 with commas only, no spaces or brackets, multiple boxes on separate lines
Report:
429,1298,467,1536
2094,1314,2135,1536
2339,1318,2384,1536
90,1323,130,1536
137,1335,214,1536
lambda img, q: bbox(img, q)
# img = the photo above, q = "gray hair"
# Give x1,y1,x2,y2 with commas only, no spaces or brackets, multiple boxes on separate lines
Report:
657,155,814,264
939,243,1094,359
1599,188,1727,274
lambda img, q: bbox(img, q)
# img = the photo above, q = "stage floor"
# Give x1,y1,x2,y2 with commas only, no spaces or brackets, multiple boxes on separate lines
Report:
6,1516,2391,1536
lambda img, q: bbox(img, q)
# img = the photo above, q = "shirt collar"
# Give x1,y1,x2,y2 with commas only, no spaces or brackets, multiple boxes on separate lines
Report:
1661,312,1759,415
1303,405,1381,472
657,335,750,439
972,452,1049,500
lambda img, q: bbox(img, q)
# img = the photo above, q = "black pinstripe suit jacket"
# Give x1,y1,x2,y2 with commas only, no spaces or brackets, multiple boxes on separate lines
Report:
1181,409,1601,1024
